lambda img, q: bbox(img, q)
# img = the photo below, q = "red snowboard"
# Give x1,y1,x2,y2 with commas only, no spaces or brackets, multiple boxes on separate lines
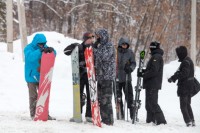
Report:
84,46,102,127
34,52,55,121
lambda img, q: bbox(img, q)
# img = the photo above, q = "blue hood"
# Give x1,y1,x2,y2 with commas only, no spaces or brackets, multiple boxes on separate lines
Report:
30,34,47,49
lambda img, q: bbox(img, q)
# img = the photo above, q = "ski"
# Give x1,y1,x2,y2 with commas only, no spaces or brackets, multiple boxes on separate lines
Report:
34,52,55,121
113,79,122,120
84,46,102,127
132,50,145,124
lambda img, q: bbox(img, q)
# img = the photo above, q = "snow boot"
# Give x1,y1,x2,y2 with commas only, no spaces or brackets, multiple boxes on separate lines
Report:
192,120,196,127
48,115,56,120
186,121,192,127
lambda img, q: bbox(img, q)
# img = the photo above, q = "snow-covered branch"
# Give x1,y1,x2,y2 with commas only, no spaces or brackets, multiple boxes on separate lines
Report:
25,0,63,19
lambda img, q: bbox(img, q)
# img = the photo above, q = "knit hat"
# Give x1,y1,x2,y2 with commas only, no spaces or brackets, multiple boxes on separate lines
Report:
149,41,160,51
83,32,93,41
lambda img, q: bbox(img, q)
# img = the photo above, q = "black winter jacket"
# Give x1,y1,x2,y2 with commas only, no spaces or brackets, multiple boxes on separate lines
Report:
171,57,194,96
143,48,164,90
78,42,89,80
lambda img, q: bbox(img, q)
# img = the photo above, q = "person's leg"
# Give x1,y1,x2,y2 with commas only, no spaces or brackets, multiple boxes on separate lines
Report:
99,80,114,125
180,96,192,125
148,89,166,125
127,82,134,119
145,89,154,123
80,79,85,114
27,83,38,119
187,96,194,121
85,81,92,120
117,82,124,119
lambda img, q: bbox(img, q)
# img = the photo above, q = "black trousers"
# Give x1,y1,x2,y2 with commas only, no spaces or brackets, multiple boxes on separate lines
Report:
145,88,166,124
116,81,133,118
80,77,91,118
116,81,133,108
179,95,194,123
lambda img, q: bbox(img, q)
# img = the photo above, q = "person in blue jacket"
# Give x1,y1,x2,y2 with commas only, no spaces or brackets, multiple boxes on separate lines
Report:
24,33,56,120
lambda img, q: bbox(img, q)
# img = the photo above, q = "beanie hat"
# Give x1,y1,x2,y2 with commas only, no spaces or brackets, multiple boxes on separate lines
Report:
150,41,160,49
83,32,93,41
150,41,160,51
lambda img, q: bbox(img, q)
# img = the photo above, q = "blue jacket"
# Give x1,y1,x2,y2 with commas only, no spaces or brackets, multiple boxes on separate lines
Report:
24,33,56,83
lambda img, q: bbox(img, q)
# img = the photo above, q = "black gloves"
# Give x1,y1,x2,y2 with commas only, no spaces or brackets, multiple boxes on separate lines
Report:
42,47,54,53
168,75,177,83
137,68,145,77
124,62,133,74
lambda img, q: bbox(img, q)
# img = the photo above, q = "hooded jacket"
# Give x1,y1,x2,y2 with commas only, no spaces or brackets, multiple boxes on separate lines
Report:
143,48,164,90
93,28,116,81
24,33,56,83
117,37,136,82
172,46,194,96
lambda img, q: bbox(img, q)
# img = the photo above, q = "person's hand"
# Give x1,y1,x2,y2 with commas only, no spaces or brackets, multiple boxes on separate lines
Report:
168,75,176,83
124,63,133,74
43,47,54,53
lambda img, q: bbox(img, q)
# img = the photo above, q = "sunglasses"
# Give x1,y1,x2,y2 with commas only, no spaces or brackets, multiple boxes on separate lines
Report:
88,36,94,39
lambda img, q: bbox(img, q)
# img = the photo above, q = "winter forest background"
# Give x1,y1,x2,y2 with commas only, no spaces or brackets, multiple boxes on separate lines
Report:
0,0,200,64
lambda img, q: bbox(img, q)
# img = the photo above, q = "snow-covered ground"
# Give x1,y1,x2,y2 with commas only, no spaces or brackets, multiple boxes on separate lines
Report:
0,32,199,133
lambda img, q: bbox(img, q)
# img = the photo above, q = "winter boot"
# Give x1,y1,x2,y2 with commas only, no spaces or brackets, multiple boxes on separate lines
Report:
154,112,167,125
192,120,196,127
48,115,56,120
186,121,192,127
86,117,92,123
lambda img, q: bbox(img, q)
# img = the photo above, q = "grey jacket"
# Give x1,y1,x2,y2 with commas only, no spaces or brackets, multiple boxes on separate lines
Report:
93,28,116,81
117,37,136,83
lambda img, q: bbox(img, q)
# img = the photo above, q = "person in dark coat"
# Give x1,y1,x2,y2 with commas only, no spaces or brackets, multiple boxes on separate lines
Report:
64,32,94,122
93,28,116,125
138,41,167,125
168,46,195,127
116,37,136,119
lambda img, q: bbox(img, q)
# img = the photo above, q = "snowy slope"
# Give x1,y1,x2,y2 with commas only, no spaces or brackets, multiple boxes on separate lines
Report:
0,32,200,133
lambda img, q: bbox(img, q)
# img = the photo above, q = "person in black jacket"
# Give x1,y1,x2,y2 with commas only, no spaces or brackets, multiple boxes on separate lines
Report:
168,46,195,127
64,32,94,122
116,37,136,119
138,41,167,125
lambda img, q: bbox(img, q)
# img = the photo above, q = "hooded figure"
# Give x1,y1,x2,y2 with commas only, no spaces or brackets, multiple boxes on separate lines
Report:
24,34,48,82
116,36,136,119
168,46,195,127
94,28,116,81
24,33,56,120
93,28,115,125
138,41,167,125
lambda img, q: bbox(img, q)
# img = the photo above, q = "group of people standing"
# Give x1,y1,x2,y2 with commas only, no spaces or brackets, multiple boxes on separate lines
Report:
24,28,196,127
